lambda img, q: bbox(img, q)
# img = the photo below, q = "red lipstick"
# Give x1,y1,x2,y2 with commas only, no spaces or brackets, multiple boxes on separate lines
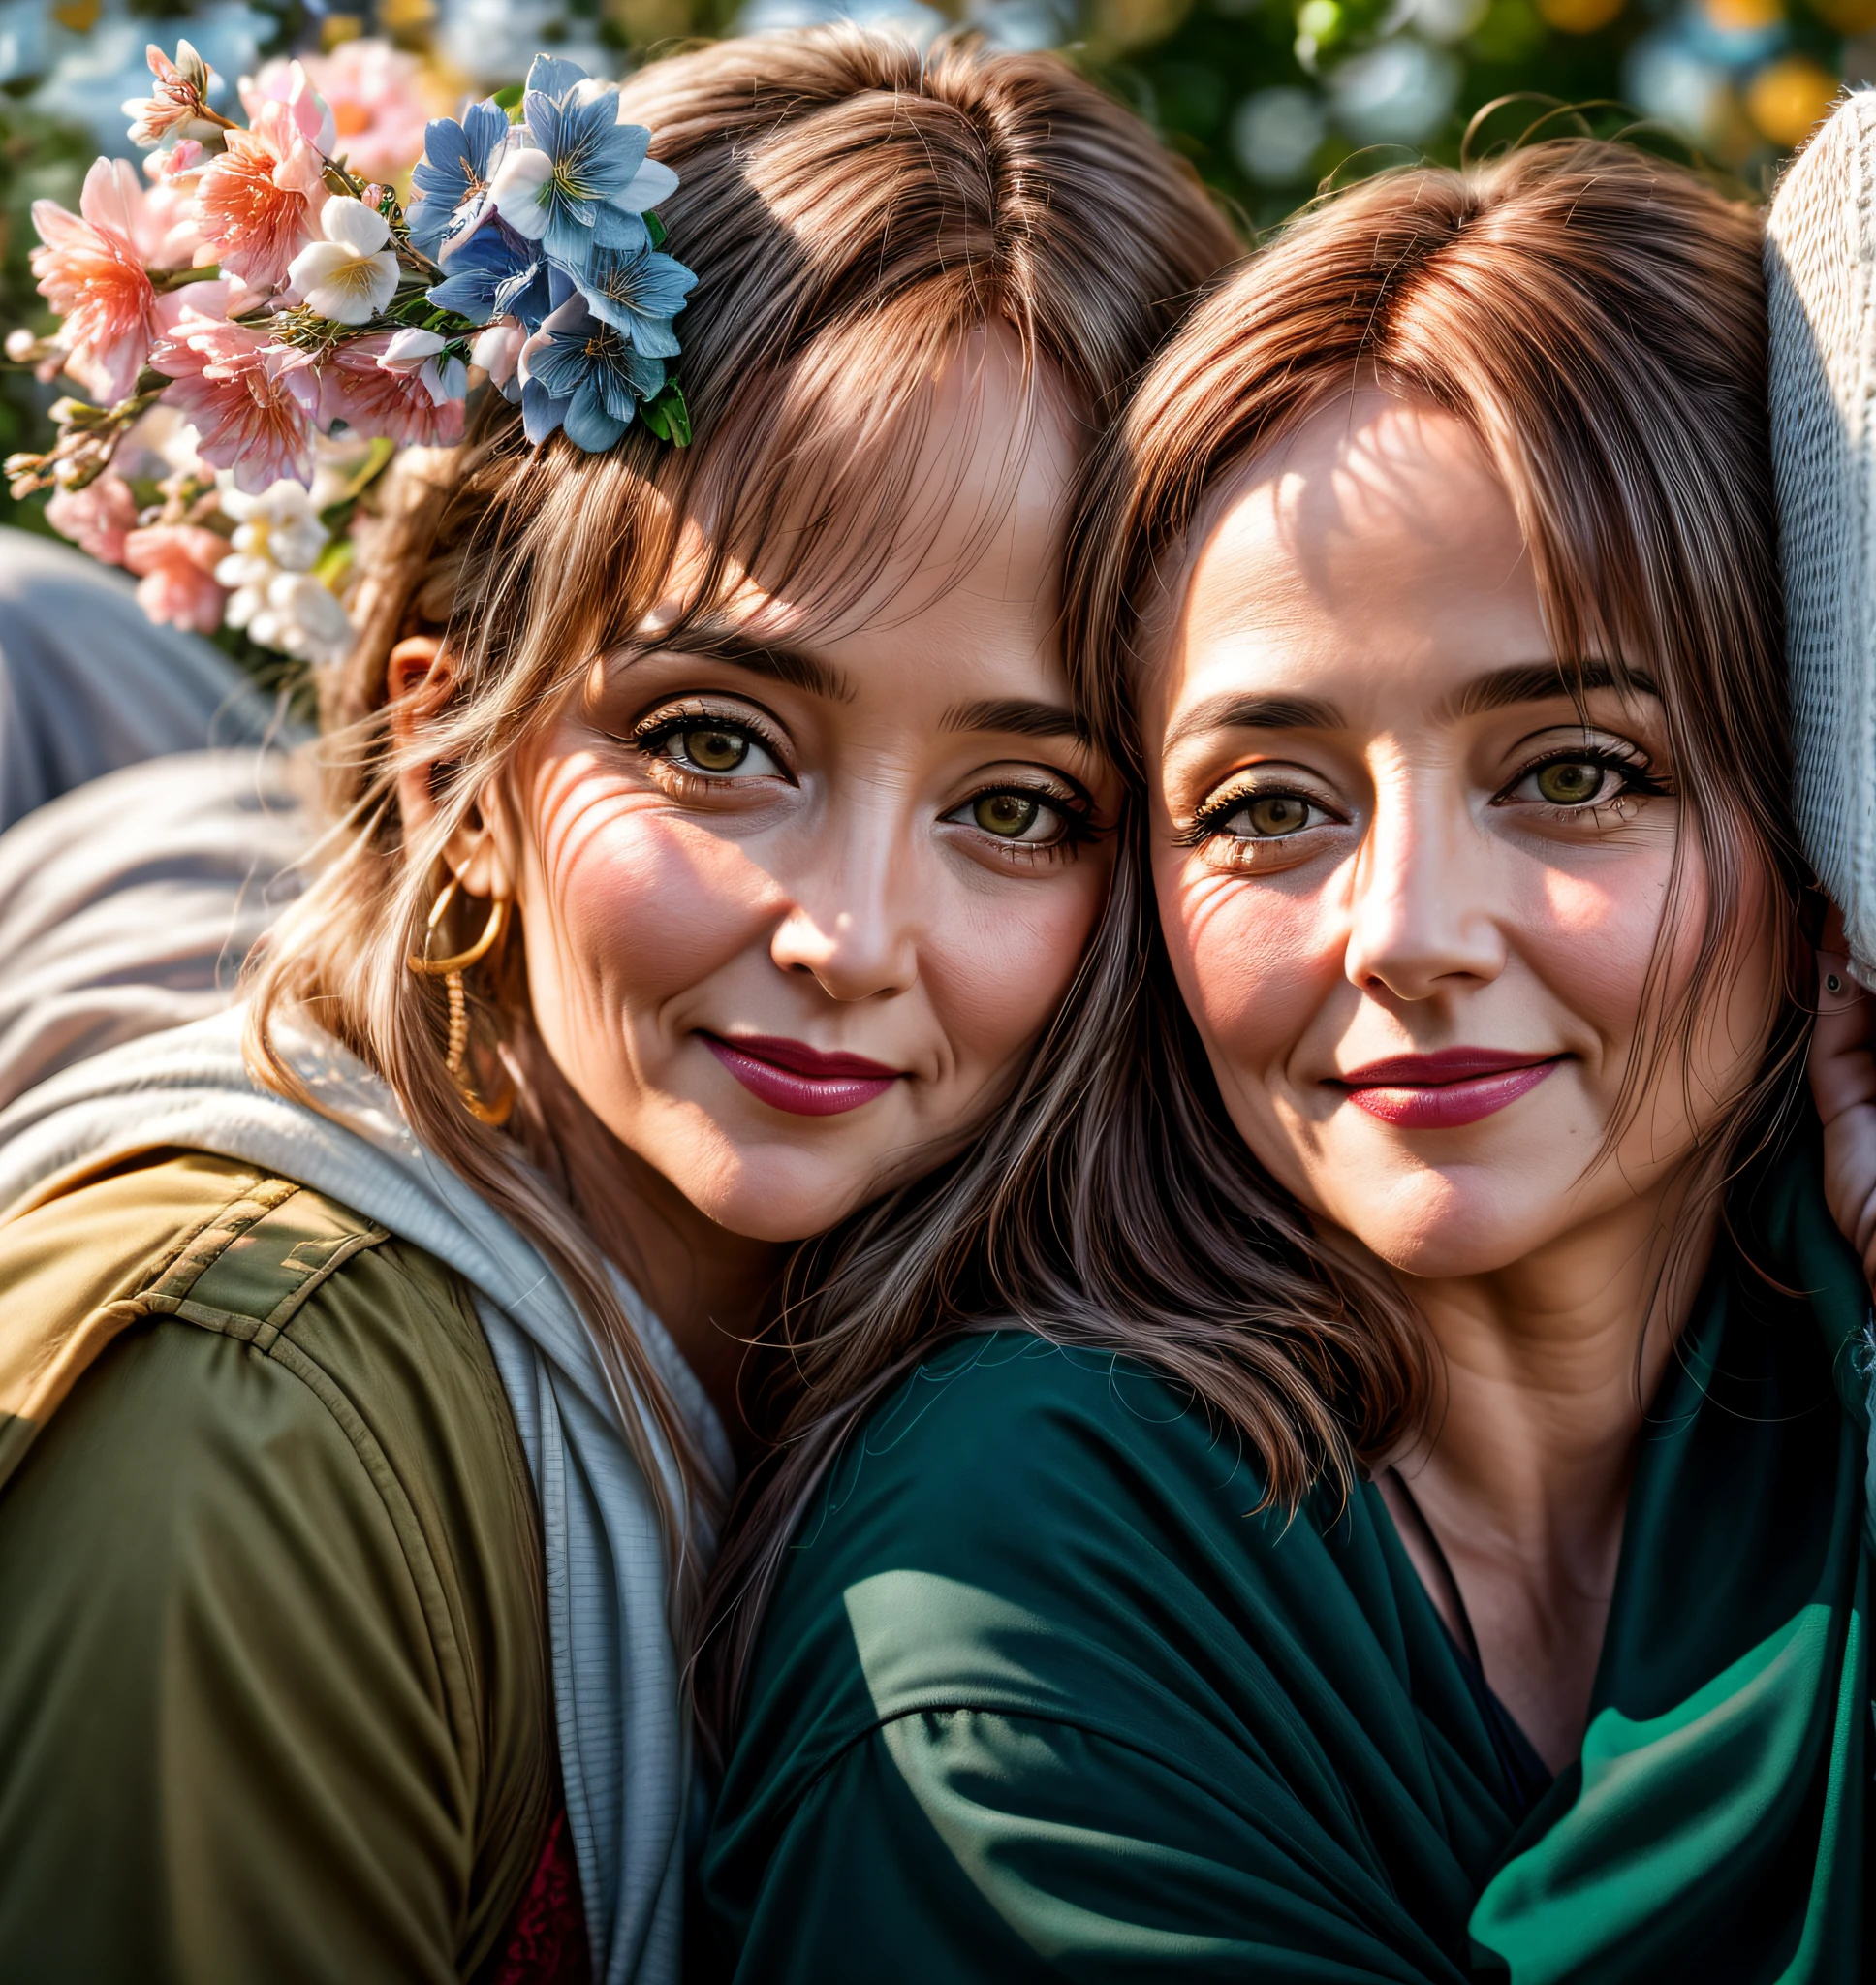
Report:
701,1033,903,1118
1332,1048,1561,1129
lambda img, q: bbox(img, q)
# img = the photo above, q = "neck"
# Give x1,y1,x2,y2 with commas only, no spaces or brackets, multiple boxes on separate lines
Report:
1384,1162,1719,1769
513,1035,786,1436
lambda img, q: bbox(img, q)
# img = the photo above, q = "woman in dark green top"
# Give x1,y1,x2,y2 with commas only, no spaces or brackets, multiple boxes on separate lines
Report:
697,141,1876,1978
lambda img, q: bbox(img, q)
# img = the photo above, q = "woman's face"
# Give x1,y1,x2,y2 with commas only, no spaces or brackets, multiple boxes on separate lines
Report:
497,338,1116,1243
1144,391,1776,1279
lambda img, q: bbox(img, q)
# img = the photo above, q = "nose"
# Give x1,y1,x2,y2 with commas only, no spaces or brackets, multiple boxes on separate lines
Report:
767,804,920,1002
1343,765,1506,1001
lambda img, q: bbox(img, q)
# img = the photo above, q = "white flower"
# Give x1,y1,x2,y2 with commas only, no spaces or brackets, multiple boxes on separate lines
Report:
487,140,553,241
378,326,469,407
471,319,525,389
287,196,400,326
216,477,328,581
227,566,352,667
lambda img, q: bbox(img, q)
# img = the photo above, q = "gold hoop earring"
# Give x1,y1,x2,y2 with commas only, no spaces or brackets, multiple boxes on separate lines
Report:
407,874,514,1126
407,874,509,977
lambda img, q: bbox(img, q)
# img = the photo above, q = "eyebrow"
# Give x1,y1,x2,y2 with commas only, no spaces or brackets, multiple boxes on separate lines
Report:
1164,662,1664,750
1164,692,1344,751
941,697,1091,745
1445,660,1661,719
635,616,857,703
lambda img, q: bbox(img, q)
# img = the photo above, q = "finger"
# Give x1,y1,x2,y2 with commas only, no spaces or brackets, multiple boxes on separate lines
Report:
1811,945,1876,1124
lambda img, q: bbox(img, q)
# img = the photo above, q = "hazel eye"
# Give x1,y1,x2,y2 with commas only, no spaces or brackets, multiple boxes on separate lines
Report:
637,710,785,781
975,793,1041,838
682,724,749,773
1242,794,1313,836
1534,759,1608,806
1207,790,1329,838
942,785,1086,849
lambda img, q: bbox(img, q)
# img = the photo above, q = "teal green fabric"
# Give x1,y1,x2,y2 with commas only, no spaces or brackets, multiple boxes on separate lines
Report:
698,1150,1874,1982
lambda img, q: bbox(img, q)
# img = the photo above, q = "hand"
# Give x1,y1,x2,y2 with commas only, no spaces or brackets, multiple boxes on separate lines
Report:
1810,906,1876,1288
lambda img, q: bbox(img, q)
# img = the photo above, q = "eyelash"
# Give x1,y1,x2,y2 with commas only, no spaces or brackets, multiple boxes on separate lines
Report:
954,783,1101,861
1498,741,1673,809
1177,782,1339,848
629,706,791,785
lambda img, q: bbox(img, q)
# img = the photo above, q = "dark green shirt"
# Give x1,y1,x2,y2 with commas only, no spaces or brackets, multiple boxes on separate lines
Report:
699,1156,1873,1982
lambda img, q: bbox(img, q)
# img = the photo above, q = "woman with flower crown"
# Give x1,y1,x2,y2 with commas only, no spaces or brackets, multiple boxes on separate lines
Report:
0,28,1235,1981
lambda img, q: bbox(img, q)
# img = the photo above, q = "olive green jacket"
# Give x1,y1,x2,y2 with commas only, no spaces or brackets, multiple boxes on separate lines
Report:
0,1149,561,1982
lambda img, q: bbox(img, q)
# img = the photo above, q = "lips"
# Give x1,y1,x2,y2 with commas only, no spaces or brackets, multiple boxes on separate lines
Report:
701,1032,903,1118
1331,1048,1562,1130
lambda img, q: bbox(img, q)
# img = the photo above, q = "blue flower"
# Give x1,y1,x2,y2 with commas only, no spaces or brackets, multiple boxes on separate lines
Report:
517,293,666,451
488,54,680,270
407,99,512,259
575,240,695,357
424,215,549,327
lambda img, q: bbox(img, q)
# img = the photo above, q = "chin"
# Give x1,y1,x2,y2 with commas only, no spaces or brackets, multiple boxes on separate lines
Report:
674,1150,878,1245
1318,1168,1555,1282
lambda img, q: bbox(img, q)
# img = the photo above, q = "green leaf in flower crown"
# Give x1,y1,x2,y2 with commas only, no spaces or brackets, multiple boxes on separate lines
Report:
645,211,668,249
641,379,691,447
491,83,526,123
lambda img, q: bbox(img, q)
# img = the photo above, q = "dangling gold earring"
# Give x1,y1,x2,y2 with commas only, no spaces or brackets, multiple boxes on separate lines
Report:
407,874,514,1126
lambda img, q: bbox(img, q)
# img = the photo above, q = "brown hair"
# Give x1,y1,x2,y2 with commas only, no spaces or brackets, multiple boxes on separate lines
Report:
698,138,1812,1748
246,26,1238,1636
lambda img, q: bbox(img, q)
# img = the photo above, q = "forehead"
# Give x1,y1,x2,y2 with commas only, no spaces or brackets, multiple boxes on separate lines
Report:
649,325,1081,701
1163,391,1548,720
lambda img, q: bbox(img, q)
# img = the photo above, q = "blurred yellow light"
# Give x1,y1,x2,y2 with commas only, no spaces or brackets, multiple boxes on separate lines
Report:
49,0,99,26
377,0,440,31
320,12,365,47
1746,54,1839,142
1533,0,1625,31
1704,0,1784,29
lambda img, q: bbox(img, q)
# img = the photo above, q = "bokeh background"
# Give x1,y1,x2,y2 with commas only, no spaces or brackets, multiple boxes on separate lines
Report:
0,0,1860,522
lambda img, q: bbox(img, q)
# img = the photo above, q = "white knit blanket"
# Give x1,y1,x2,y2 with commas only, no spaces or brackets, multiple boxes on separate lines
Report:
1767,88,1876,983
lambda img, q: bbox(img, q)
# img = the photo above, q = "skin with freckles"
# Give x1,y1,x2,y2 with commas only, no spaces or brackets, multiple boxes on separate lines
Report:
1145,390,1780,1769
391,333,1116,1413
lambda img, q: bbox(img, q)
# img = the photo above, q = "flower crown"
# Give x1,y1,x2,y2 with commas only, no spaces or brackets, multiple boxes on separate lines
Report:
7,40,695,515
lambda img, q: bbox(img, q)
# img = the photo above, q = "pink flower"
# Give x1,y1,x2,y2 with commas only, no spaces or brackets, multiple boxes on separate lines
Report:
290,332,466,448
46,473,139,564
150,309,316,492
249,43,430,185
145,138,205,183
122,523,228,633
122,41,223,149
31,159,160,403
193,93,329,289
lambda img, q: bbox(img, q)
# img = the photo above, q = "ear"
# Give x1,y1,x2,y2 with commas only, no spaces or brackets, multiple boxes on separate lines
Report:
388,634,514,900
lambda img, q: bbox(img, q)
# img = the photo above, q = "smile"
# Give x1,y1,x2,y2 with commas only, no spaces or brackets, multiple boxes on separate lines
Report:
700,1033,904,1118
1331,1049,1562,1129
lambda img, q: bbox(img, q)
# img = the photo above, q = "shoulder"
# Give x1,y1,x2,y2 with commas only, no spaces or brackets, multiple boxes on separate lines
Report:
704,1333,1440,1976
1,1147,541,1644
787,1329,1267,1614
2,1147,512,1470
0,1143,547,1743
728,1331,1312,1802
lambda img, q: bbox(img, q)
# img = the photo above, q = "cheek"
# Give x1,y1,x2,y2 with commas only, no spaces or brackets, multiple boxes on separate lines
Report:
923,859,1113,1072
1157,855,1339,1079
1522,858,1673,1043
522,754,775,1011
